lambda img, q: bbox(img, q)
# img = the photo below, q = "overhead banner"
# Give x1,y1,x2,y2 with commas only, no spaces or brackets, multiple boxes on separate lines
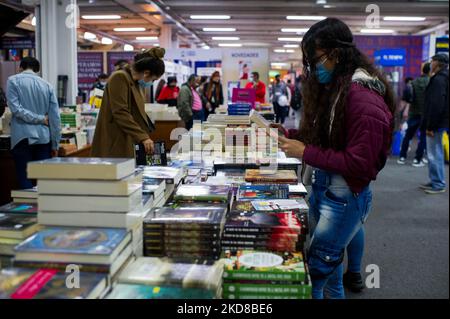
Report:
374,49,407,66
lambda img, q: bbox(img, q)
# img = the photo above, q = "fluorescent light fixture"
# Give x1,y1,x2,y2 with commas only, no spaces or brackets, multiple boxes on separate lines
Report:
191,15,230,20
218,43,242,47
287,16,326,21
83,32,97,40
316,0,327,4
101,37,113,45
360,28,395,34
136,36,159,41
82,15,121,20
286,49,295,53
203,27,236,32
271,62,287,66
281,28,309,33
274,49,287,53
212,36,240,40
114,27,146,32
278,37,303,42
31,16,36,26
383,16,426,21
323,5,336,8
124,44,134,51
284,44,300,48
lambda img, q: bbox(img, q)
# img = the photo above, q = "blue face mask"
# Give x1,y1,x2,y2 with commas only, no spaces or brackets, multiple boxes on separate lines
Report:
138,79,153,88
315,58,334,84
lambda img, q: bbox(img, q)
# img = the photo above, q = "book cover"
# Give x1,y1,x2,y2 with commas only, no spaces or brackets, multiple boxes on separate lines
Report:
0,214,39,239
224,211,301,233
144,230,221,239
222,251,306,282
14,227,128,256
237,185,289,201
251,199,309,212
245,169,298,184
107,284,214,299
174,184,230,203
0,203,37,215
142,166,183,185
0,268,107,299
289,184,308,196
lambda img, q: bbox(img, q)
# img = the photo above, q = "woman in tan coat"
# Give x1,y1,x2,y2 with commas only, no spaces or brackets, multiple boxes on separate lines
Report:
91,47,166,158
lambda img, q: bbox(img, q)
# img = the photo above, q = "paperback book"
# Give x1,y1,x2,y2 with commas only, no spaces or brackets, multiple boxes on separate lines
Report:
245,169,298,184
0,203,37,215
0,214,39,239
174,184,231,203
237,185,289,201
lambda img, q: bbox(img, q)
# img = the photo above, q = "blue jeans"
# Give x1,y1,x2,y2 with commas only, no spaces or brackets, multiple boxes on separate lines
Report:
12,139,52,189
193,109,205,122
346,227,365,273
426,130,446,190
308,169,373,299
399,115,426,161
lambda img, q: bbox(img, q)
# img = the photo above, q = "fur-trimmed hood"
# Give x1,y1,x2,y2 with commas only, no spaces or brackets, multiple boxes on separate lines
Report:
351,68,386,97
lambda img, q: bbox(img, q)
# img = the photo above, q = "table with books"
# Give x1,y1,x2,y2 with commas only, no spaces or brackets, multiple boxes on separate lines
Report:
0,110,312,299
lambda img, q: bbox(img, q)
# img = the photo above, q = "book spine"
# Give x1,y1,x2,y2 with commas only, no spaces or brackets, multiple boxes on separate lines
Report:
223,270,305,282
222,292,310,299
222,283,312,296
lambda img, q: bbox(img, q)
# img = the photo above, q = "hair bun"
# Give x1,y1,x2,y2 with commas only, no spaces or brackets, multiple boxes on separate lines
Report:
143,47,165,60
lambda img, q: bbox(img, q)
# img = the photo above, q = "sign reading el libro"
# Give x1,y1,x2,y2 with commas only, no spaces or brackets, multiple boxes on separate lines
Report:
374,49,406,66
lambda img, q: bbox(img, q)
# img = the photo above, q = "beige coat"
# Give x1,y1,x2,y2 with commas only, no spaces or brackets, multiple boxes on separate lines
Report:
91,68,154,158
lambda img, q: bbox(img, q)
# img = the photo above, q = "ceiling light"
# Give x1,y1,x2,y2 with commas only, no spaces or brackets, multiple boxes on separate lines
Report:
316,0,327,4
274,49,286,53
101,37,113,45
287,16,326,21
136,36,159,41
278,37,303,42
286,49,295,53
190,15,231,20
271,62,287,66
31,16,36,26
218,43,242,47
124,44,134,51
360,28,395,34
83,32,97,40
383,16,426,22
114,27,146,32
323,5,336,8
281,28,309,33
82,15,121,20
284,44,300,48
203,27,236,32
212,36,240,40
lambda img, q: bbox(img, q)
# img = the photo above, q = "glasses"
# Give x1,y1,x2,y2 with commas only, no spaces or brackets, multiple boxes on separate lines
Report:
305,52,328,71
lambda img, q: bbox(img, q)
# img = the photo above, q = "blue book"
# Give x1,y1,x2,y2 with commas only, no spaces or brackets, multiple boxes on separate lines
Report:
14,227,131,265
237,185,289,201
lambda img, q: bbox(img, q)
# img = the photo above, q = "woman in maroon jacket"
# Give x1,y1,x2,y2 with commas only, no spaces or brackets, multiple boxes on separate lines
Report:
279,18,395,299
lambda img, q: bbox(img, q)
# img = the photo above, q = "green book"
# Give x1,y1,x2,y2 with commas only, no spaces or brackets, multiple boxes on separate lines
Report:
222,251,306,282
222,282,312,297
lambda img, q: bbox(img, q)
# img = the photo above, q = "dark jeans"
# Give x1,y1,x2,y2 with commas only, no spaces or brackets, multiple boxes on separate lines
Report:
193,109,205,122
274,102,287,124
399,115,426,161
12,139,52,189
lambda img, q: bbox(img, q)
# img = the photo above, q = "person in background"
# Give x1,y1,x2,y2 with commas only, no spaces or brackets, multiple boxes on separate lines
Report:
420,54,449,194
91,47,166,158
154,78,166,104
397,63,431,167
203,71,224,118
0,86,6,117
157,76,179,107
177,74,203,131
93,73,109,91
240,64,250,80
278,18,395,299
114,59,129,71
271,74,289,124
245,71,266,104
6,57,61,189
290,76,303,130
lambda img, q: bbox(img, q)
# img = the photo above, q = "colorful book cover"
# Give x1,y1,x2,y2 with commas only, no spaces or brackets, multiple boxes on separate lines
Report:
174,184,230,202
0,214,38,233
0,203,37,215
144,230,221,239
224,211,301,233
107,284,214,299
245,169,298,184
14,227,128,256
0,268,106,299
222,250,306,282
237,185,289,201
251,199,309,212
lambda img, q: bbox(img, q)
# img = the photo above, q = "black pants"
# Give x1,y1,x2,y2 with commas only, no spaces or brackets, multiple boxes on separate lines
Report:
12,139,52,189
399,115,426,161
274,102,287,124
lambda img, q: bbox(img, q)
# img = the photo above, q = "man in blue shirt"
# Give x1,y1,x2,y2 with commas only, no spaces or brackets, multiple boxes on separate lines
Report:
6,57,61,189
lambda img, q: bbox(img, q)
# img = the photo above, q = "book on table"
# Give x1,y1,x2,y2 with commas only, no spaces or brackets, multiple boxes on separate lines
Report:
173,184,231,203
0,203,37,216
0,214,39,239
244,169,298,184
237,184,289,201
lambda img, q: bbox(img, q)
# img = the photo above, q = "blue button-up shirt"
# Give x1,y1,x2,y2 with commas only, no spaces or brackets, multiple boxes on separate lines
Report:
6,70,61,150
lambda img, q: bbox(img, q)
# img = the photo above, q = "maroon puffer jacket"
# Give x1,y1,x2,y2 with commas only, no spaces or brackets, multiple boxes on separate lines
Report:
303,82,393,194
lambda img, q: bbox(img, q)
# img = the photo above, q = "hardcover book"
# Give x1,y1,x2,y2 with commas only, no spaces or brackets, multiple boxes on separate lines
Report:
222,250,306,282
237,185,289,201
0,268,107,299
245,169,298,184
27,157,135,180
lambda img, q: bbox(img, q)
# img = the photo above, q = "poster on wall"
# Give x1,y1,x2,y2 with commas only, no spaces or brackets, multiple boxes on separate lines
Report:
77,52,104,94
238,61,251,80
106,51,136,74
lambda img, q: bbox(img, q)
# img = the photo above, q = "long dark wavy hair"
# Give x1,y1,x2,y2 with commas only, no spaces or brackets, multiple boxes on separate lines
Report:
299,18,395,150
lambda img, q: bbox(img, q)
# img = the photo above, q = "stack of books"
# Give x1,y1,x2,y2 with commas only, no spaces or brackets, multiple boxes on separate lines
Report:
142,166,185,203
108,257,223,299
28,157,145,259
0,267,108,299
0,211,39,267
220,250,311,299
173,184,231,203
142,177,166,209
228,103,251,116
208,114,251,125
143,204,228,262
244,169,298,184
11,188,38,204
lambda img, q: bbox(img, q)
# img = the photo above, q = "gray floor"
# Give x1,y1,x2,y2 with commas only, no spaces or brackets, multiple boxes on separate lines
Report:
283,114,449,299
